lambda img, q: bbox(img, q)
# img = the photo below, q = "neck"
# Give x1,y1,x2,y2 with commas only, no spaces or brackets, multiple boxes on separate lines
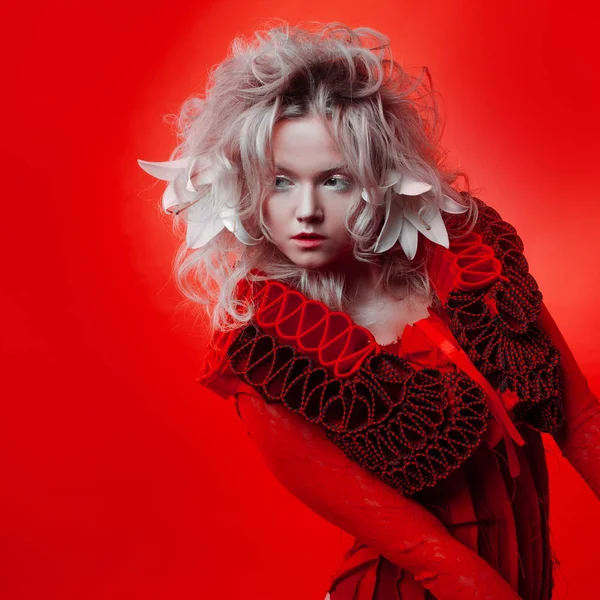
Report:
320,257,408,308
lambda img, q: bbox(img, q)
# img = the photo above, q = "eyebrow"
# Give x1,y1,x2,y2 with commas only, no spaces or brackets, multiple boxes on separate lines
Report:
274,164,350,177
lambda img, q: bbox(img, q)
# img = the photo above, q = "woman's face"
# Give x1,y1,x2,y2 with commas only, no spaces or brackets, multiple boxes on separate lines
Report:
263,117,361,270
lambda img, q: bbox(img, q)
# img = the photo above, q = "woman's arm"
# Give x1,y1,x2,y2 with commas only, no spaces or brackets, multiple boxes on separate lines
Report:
235,391,521,600
538,301,600,500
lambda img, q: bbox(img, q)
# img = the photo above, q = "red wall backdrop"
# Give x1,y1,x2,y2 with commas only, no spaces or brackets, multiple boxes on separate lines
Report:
3,1,599,598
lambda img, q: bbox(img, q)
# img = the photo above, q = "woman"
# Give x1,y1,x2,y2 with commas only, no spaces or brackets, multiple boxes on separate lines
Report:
137,21,600,599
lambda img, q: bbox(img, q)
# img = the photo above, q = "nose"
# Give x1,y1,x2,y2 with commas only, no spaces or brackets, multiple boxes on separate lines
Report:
295,184,324,222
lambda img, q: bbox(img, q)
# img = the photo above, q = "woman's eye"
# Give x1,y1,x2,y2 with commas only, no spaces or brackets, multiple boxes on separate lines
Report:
274,176,292,189
324,176,352,191
274,176,352,191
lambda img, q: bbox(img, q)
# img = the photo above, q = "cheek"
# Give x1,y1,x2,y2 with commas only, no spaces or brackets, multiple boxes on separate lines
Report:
262,199,288,237
330,204,351,237
261,198,274,225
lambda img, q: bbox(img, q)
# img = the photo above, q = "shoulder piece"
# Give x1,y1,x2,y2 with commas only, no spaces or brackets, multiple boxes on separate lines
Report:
196,276,254,401
427,196,565,433
196,327,242,399
227,322,491,495
222,278,492,496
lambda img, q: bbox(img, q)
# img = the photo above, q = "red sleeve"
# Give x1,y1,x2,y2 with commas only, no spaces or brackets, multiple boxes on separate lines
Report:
195,277,257,401
197,360,250,401
235,390,521,600
538,301,600,499
196,326,255,401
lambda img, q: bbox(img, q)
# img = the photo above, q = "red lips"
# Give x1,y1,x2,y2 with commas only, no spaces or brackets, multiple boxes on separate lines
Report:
292,232,326,239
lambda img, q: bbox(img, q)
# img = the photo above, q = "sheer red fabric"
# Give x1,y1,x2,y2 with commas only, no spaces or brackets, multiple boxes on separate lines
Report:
234,390,550,600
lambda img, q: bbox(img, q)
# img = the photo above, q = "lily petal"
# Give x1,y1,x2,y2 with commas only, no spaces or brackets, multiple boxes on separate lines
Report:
184,197,214,222
392,172,433,196
137,158,190,181
361,170,431,204
441,193,469,214
399,217,419,260
185,155,216,192
384,169,402,187
403,203,450,249
162,178,203,214
361,186,389,205
220,207,263,246
363,171,403,204
374,197,404,253
139,155,261,248
232,218,263,245
186,216,225,249
220,205,239,232
162,181,182,213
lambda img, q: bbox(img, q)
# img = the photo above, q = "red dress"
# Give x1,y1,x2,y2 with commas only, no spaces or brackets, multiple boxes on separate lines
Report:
197,199,599,600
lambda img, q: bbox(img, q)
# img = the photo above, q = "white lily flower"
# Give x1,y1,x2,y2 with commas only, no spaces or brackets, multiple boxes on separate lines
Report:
137,156,262,249
361,169,469,259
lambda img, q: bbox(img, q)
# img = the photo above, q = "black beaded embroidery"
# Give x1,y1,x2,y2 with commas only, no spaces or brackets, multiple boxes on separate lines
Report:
226,322,490,496
442,198,565,433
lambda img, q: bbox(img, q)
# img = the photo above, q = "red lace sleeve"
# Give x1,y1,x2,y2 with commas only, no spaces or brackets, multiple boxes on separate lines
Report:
235,390,521,600
537,300,600,500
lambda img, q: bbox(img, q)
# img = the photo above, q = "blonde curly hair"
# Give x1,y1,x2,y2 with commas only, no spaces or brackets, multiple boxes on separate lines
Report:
153,19,479,336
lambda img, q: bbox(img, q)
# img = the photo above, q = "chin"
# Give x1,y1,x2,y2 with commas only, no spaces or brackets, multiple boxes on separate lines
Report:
276,241,353,270
285,246,354,271
290,254,333,269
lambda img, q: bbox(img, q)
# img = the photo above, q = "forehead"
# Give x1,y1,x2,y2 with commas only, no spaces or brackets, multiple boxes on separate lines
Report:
272,117,344,170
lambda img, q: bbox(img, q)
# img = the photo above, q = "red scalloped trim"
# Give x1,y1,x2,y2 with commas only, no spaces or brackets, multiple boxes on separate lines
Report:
428,231,504,306
252,281,378,378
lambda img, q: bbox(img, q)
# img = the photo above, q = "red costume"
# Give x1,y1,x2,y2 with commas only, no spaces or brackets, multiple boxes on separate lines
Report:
197,197,600,599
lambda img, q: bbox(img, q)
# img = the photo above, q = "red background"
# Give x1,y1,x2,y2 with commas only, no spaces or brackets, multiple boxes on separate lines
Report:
3,1,599,598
